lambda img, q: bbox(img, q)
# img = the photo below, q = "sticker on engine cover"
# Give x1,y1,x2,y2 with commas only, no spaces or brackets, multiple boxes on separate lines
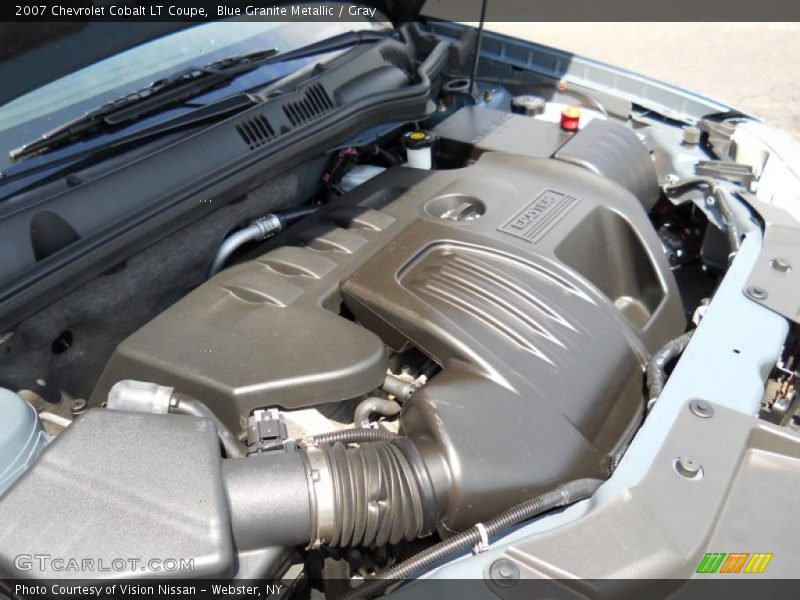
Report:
498,189,579,243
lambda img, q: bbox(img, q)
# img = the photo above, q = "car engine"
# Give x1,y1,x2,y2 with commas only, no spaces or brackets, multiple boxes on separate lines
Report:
95,144,683,518
0,104,688,583
35,16,800,584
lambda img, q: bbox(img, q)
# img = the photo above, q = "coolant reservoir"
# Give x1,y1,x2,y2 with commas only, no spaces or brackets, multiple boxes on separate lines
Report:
0,388,47,495
402,130,435,169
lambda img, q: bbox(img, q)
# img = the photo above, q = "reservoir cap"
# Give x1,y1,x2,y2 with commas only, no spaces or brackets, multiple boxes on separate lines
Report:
402,130,435,150
511,95,546,117
560,106,582,131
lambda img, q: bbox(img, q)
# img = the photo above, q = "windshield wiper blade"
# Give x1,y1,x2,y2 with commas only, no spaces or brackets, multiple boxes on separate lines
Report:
8,29,395,162
0,93,260,192
8,48,280,162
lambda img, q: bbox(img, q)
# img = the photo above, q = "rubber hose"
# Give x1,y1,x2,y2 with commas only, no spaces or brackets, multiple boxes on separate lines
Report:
207,221,275,278
354,397,402,427
171,394,245,458
207,207,319,277
317,442,427,547
645,330,694,406
276,206,319,225
382,373,416,402
360,144,401,166
342,478,603,600
222,438,435,550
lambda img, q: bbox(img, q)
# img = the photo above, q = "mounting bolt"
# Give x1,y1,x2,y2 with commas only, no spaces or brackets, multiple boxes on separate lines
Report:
71,398,88,416
489,558,519,587
770,258,791,273
664,173,680,185
689,399,714,418
746,286,768,300
675,457,703,479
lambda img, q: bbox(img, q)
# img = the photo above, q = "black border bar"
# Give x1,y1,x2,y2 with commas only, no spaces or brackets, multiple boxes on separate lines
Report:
2,0,800,22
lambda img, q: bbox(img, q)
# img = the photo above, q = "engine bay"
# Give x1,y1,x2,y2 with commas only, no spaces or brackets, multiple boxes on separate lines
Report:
89,145,685,533
2,21,798,593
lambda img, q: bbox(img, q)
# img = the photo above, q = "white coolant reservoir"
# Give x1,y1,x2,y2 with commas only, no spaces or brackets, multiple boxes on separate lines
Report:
0,388,47,495
402,130,435,169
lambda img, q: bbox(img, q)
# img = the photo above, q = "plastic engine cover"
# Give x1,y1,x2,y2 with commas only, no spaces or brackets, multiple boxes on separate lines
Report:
340,153,685,530
92,152,684,513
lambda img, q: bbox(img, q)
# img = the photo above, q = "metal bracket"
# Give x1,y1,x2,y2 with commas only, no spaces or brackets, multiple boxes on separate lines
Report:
742,198,800,323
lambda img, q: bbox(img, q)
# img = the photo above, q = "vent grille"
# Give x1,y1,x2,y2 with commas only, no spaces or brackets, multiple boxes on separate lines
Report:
236,114,276,150
380,47,414,75
282,84,334,127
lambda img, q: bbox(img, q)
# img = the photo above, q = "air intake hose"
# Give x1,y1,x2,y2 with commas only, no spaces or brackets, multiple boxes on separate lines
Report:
306,439,436,547
223,438,438,551
105,381,437,550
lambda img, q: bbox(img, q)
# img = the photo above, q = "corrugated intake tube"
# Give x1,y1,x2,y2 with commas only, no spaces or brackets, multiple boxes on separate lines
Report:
225,438,438,551
310,441,430,547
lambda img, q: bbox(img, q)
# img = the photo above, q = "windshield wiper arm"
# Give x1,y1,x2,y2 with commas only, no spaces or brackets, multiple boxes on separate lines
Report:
9,29,395,161
8,49,280,162
0,92,261,192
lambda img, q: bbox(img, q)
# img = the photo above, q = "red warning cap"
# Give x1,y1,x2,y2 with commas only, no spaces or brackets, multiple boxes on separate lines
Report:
560,106,582,131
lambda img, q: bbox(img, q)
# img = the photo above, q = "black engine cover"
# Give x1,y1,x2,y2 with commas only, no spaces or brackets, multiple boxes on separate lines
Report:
93,153,683,531
340,153,684,530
